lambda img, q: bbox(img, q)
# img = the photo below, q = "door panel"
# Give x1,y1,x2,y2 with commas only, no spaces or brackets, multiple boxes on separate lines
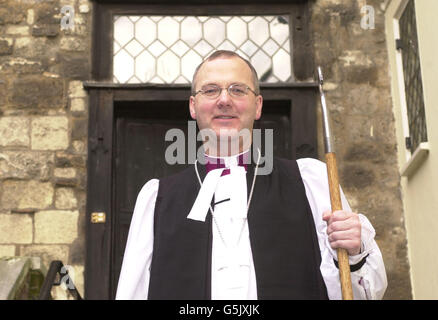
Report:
112,110,190,297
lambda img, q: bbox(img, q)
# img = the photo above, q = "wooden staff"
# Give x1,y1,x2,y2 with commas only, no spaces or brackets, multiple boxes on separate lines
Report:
318,67,354,300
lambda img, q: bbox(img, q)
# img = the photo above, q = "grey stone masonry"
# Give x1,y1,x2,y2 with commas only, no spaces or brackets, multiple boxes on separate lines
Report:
311,0,412,298
0,0,91,299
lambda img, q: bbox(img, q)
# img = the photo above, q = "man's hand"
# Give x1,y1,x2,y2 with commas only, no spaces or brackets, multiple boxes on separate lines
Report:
322,210,362,256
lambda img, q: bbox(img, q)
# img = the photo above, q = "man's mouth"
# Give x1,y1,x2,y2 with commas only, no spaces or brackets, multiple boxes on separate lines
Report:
214,116,236,119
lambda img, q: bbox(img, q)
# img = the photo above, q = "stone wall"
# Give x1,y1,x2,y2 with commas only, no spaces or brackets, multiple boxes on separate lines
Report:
0,0,91,298
311,0,411,299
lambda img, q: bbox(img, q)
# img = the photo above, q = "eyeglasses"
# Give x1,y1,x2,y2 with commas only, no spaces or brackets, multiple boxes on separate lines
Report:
194,84,258,99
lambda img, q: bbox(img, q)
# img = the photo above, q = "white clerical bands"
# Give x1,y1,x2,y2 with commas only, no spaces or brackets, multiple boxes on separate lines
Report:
187,167,225,222
188,149,261,222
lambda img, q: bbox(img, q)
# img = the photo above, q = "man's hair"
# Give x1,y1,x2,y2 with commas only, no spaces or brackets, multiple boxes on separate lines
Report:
191,50,260,95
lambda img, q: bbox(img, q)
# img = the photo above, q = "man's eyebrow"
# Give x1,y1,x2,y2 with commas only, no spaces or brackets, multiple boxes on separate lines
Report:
201,82,219,87
201,82,246,87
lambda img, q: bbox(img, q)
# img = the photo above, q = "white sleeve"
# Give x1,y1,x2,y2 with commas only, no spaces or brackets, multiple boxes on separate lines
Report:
297,158,388,300
115,179,159,300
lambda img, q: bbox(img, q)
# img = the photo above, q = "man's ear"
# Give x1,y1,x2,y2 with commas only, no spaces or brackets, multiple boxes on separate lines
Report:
189,96,196,120
255,95,263,120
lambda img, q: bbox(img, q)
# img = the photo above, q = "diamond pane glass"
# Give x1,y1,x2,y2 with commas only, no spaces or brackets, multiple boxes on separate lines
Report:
181,17,203,47
273,48,291,81
399,0,428,152
135,50,155,82
157,50,180,83
270,16,289,45
171,40,190,57
135,17,156,47
227,17,247,47
113,15,293,84
125,39,144,57
204,18,226,47
248,17,269,46
158,17,179,47
114,49,134,83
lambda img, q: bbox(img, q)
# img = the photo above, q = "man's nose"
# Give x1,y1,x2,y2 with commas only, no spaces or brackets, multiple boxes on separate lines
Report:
217,88,232,105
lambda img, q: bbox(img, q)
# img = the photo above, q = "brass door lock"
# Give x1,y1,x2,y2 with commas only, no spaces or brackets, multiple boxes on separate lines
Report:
91,212,106,223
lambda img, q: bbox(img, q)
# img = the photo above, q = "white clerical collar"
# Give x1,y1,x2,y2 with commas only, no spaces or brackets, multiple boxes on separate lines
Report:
203,149,251,168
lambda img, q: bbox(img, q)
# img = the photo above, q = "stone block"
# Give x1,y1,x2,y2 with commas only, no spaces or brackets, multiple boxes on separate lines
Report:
55,187,77,209
0,7,26,25
54,167,77,179
71,118,87,140
344,142,396,165
27,9,34,25
34,210,79,244
344,84,382,115
70,98,85,113
19,245,69,271
72,141,86,154
55,152,86,168
60,53,90,79
0,214,33,244
0,151,54,180
68,81,86,99
340,163,376,192
0,57,43,74
339,50,373,67
60,37,86,52
35,3,59,25
5,25,29,36
14,37,48,59
0,38,13,55
79,5,90,13
11,76,64,108
32,25,59,37
0,245,16,257
1,180,54,210
31,116,69,151
0,117,30,147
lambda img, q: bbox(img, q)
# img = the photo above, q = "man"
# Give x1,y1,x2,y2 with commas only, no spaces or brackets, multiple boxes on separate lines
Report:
116,50,387,300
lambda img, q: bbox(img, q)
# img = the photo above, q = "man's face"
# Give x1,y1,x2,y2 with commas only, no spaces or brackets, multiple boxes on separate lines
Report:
189,57,263,144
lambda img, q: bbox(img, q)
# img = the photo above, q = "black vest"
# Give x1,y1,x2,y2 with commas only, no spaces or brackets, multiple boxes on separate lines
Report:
148,158,328,300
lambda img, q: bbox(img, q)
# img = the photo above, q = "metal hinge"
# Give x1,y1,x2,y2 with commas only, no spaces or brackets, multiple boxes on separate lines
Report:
396,38,403,51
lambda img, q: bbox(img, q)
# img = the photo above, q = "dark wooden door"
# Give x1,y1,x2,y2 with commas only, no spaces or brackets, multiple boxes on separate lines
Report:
111,100,191,298
110,99,294,298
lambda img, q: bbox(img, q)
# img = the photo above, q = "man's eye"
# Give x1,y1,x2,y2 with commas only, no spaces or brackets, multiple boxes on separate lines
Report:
203,88,219,95
230,86,246,95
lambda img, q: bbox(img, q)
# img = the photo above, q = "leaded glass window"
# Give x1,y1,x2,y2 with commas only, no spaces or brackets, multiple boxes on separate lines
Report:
399,0,428,152
113,15,292,84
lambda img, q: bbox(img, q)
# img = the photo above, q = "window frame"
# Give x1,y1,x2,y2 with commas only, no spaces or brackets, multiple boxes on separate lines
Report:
393,0,427,156
391,0,429,177
91,2,314,82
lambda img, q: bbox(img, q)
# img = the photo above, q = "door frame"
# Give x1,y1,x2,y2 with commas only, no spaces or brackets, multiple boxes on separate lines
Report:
85,0,316,299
